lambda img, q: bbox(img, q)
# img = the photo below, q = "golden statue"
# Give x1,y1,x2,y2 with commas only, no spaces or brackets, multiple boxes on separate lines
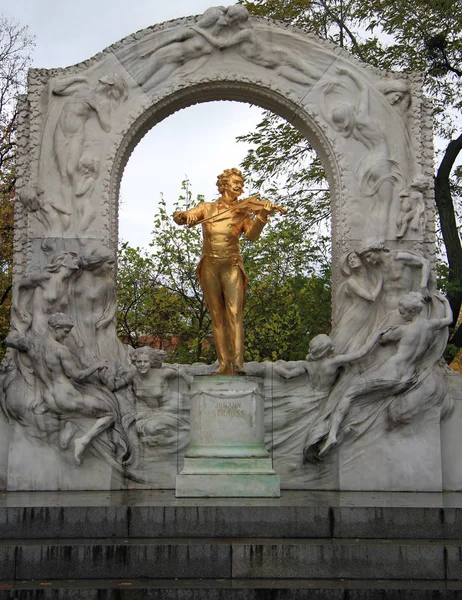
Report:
173,168,286,376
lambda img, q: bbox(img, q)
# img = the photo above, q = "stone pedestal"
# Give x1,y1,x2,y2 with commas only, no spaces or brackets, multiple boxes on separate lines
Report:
176,376,280,497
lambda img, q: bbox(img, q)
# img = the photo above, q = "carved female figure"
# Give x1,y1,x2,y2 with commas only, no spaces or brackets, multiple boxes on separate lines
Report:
52,74,127,225
192,4,320,86
331,251,383,353
70,245,128,364
323,67,398,237
12,251,80,335
136,7,229,87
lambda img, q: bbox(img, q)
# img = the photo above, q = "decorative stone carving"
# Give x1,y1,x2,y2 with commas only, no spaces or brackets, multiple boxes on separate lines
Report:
49,74,128,234
6,313,129,467
321,67,399,238
307,292,452,458
12,251,80,335
4,5,459,492
396,176,429,239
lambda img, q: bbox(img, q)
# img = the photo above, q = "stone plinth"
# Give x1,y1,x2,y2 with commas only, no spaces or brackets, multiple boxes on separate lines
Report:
176,376,280,497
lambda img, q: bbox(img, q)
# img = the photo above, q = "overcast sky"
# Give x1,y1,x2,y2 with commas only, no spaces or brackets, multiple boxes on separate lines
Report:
3,0,264,247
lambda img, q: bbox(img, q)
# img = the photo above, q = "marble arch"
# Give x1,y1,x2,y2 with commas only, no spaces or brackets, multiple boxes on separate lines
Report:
3,5,460,493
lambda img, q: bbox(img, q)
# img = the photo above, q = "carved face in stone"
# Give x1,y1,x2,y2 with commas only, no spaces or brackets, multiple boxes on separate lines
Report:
362,250,380,266
347,251,362,270
62,252,80,271
387,91,404,106
52,325,73,343
135,354,151,375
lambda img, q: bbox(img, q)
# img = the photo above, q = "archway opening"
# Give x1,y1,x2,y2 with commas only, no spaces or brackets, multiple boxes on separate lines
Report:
116,93,334,364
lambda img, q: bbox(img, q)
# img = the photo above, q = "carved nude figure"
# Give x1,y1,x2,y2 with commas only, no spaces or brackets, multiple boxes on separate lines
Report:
331,251,384,353
192,4,320,86
52,74,127,223
13,251,80,335
70,245,129,364
5,313,128,467
318,292,453,456
322,67,398,236
274,332,381,393
356,241,431,312
396,176,429,239
137,7,229,87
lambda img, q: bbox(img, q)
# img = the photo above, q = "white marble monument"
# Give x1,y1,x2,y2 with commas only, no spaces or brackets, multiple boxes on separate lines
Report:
0,4,459,492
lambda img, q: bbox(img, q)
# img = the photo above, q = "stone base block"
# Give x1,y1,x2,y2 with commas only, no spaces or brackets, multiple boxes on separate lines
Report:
175,473,281,497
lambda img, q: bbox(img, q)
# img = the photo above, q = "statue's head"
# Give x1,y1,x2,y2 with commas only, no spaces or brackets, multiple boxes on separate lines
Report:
341,251,363,276
216,168,244,197
308,334,334,360
377,79,411,111
81,244,115,272
397,292,425,321
98,74,127,102
48,312,74,342
46,251,80,273
357,240,389,265
132,347,168,374
198,6,227,29
226,4,250,26
331,103,355,135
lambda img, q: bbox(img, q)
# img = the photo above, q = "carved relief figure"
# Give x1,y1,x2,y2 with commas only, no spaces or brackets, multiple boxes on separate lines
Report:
12,251,80,335
317,292,453,456
377,78,411,115
322,67,398,236
331,251,384,353
136,7,229,87
192,5,320,86
17,185,72,235
356,241,431,312
174,168,276,376
70,245,128,364
396,176,429,239
275,332,381,394
6,313,130,467
51,74,127,228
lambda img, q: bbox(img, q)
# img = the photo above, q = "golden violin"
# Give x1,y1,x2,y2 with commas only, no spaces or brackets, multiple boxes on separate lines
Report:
233,193,287,216
191,194,287,227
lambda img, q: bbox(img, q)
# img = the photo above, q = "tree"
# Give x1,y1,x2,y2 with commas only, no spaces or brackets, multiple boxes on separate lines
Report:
149,187,214,364
116,243,191,351
0,17,34,356
239,0,462,350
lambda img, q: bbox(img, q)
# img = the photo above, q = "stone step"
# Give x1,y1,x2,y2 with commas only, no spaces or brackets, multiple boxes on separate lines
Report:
1,505,461,540
0,537,461,581
1,579,462,599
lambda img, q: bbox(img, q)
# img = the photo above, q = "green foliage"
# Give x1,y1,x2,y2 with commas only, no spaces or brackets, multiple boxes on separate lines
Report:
149,185,214,364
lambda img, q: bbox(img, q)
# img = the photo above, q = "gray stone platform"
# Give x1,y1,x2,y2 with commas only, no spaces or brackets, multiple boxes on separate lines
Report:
0,490,462,597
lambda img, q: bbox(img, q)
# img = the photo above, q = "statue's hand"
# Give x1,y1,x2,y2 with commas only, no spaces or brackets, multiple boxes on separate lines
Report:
173,211,187,225
259,200,273,220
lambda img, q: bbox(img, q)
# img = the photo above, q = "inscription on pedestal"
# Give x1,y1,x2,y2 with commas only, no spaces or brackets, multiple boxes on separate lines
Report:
212,402,247,419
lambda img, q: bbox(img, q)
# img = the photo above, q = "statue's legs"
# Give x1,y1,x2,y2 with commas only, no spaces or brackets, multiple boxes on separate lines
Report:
200,257,245,374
